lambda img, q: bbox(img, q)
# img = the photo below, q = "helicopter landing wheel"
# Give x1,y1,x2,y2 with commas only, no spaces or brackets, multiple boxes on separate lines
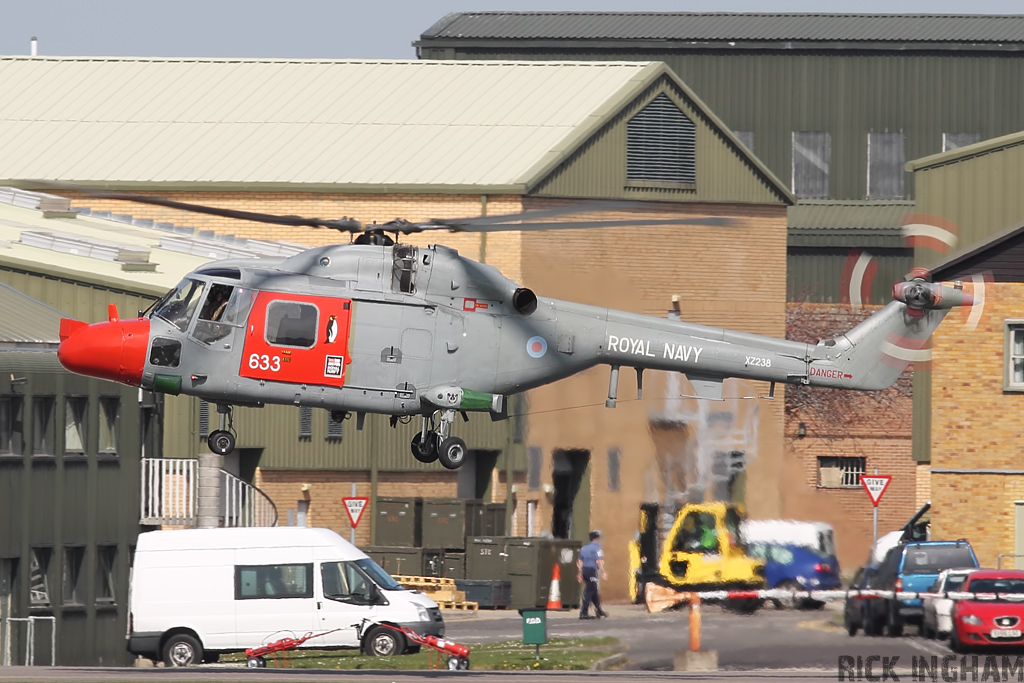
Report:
410,432,439,464
438,436,467,470
207,429,236,455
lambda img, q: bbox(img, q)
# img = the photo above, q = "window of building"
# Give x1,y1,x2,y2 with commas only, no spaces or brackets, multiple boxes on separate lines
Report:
199,400,210,439
0,396,23,456
62,547,85,605
527,500,538,537
1005,322,1024,392
326,414,343,441
626,93,697,185
607,447,620,492
299,406,313,439
734,131,755,153
32,397,56,456
98,397,119,454
29,548,51,606
867,132,906,199
943,133,981,152
234,563,312,600
265,301,318,348
527,446,542,490
792,132,830,199
817,456,867,488
95,545,116,604
64,397,87,455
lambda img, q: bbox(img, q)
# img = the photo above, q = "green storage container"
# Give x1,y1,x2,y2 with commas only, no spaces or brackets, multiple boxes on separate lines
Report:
465,537,509,580
506,538,548,609
484,503,507,536
441,552,465,579
360,546,423,577
422,498,484,550
553,540,583,608
375,497,422,547
455,579,511,608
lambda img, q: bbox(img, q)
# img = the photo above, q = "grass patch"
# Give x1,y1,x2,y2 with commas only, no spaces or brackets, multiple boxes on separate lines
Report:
222,636,619,671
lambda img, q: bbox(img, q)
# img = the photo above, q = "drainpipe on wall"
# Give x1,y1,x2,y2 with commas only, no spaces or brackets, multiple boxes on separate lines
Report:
479,195,487,263
30,37,37,57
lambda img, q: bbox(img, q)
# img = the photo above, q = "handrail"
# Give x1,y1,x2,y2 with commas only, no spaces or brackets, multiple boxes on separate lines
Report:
140,458,277,528
222,469,278,528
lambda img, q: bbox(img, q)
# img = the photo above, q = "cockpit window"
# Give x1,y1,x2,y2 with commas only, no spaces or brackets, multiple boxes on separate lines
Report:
192,285,255,345
153,279,206,332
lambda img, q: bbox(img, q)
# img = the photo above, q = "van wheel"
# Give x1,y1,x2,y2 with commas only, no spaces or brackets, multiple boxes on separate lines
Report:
365,626,404,657
163,633,203,667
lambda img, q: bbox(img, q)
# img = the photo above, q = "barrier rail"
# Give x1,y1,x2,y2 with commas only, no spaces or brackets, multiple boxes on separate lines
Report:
140,457,196,525
674,588,1024,602
4,616,55,666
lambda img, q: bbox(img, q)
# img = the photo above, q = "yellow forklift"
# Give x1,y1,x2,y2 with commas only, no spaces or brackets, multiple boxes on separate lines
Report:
628,501,765,611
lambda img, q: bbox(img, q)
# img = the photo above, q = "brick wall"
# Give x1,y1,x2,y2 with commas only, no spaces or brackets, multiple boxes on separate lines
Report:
931,284,1024,569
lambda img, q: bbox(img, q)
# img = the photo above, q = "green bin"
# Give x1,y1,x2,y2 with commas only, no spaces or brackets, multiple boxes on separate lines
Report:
519,608,547,646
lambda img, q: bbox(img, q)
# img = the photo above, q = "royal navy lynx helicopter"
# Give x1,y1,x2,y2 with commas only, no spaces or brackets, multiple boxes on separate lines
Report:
55,191,973,469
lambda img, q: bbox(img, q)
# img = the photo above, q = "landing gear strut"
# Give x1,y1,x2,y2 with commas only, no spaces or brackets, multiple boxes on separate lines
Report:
207,403,236,455
409,411,466,470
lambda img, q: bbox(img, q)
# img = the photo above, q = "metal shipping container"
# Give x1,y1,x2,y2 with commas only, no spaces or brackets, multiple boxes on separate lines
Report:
422,498,485,550
466,537,509,580
375,497,423,547
441,552,465,579
483,503,508,536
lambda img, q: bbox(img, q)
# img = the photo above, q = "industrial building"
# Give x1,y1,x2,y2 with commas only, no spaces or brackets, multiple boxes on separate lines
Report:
0,56,794,599
414,12,1024,564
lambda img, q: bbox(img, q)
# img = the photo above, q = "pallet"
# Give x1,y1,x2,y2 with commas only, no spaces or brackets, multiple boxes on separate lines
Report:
437,600,479,612
395,575,457,588
422,588,466,602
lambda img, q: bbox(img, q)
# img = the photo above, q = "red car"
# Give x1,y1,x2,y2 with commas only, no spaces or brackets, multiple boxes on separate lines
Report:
951,570,1024,652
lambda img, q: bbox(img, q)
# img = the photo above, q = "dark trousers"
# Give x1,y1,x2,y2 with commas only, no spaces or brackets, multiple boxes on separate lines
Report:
580,567,603,616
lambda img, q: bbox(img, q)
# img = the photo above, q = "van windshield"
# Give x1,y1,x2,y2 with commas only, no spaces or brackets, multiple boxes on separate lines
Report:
356,559,401,591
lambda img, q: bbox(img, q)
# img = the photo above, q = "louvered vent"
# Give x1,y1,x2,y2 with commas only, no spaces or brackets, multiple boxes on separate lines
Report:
299,406,313,439
326,416,343,441
627,94,696,184
199,400,210,439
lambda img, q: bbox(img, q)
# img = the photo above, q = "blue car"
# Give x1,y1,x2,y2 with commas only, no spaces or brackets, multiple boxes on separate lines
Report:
747,542,843,609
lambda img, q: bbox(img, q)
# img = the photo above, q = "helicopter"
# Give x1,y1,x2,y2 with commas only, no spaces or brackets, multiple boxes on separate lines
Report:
54,190,974,470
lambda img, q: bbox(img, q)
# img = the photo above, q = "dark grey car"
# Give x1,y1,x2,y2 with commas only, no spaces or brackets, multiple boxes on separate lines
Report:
844,564,880,636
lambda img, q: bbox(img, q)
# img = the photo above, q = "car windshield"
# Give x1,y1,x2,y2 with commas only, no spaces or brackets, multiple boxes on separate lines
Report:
903,546,976,574
967,578,1024,601
945,574,970,590
153,278,206,332
355,558,401,591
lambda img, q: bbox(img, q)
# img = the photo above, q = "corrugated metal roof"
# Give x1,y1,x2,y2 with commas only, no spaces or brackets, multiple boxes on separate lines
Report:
0,57,662,189
0,349,64,372
907,130,1024,171
0,282,64,346
0,190,300,295
421,12,1024,45
788,200,914,248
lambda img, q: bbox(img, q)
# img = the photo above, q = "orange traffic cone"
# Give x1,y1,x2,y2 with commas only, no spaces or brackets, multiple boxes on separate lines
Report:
547,563,563,609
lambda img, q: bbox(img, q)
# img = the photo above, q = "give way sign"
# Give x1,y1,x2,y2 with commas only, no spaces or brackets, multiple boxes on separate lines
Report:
861,475,892,507
343,497,369,528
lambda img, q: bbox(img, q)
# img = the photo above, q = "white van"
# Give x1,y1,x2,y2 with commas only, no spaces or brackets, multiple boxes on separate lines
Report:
128,527,443,666
741,520,837,558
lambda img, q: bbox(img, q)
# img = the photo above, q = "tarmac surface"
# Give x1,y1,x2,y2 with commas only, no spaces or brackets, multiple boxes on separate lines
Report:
0,601,958,681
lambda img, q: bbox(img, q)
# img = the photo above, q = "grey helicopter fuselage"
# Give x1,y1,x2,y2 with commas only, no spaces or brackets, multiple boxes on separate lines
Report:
128,240,969,418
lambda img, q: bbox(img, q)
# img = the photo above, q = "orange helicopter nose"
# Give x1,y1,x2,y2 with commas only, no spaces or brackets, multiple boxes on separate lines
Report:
57,311,150,386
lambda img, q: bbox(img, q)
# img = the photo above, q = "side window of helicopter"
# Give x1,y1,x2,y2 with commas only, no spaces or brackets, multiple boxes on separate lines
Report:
265,300,319,349
192,285,255,345
391,245,417,294
149,337,182,368
153,279,206,332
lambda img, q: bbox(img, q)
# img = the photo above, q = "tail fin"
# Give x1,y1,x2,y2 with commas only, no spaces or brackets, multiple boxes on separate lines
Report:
812,282,972,391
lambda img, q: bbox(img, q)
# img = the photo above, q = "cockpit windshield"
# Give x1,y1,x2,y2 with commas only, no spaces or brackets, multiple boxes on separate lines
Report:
153,279,206,332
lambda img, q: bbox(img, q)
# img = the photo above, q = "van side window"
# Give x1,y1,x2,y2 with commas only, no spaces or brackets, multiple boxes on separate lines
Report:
235,563,313,600
322,562,374,604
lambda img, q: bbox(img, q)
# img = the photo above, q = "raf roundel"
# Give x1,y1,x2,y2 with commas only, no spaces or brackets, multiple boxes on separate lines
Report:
526,336,548,359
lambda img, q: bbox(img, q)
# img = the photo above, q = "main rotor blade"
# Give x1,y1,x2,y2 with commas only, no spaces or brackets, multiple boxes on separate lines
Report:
430,201,672,228
28,182,363,232
410,216,736,233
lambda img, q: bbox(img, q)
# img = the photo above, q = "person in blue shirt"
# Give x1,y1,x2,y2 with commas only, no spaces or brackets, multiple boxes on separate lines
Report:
577,530,608,619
